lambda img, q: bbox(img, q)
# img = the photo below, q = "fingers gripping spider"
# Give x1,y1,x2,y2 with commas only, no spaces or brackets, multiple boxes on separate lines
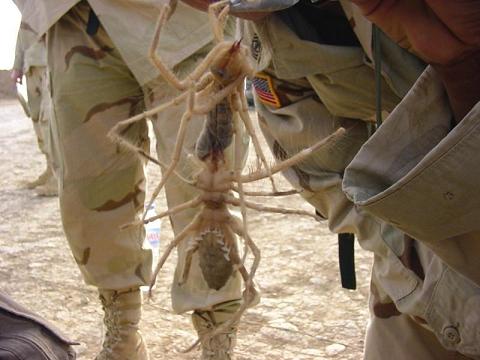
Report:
108,0,345,344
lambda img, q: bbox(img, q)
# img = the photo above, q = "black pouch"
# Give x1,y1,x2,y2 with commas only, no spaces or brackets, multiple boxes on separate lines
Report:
276,0,360,46
0,293,77,360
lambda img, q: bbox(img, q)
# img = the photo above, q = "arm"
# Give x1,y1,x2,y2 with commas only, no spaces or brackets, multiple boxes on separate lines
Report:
433,50,480,124
351,0,480,122
179,0,209,12
11,28,25,84
180,0,298,20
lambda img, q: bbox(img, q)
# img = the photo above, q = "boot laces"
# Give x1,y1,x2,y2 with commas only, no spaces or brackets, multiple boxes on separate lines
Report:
99,292,122,356
194,311,237,360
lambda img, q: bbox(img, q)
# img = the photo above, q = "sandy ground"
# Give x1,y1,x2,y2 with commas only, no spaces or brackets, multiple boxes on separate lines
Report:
0,98,372,359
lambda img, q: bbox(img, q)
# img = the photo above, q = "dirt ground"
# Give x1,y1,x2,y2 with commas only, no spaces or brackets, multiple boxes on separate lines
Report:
0,98,372,359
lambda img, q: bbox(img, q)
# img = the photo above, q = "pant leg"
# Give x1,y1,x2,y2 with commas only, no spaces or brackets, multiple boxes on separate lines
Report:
145,49,250,313
37,66,56,170
25,66,48,156
47,2,151,290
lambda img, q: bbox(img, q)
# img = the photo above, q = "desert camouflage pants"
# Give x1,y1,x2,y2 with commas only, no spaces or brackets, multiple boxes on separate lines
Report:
25,66,53,166
46,3,248,313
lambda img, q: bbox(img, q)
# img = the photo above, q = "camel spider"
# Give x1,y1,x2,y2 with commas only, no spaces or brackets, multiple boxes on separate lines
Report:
108,0,344,346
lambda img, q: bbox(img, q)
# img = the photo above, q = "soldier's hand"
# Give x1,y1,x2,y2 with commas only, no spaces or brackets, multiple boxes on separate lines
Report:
351,0,480,122
181,0,274,20
10,69,23,84
350,0,480,65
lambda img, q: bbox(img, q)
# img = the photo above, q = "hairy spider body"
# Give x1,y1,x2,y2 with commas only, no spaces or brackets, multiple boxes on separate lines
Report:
195,99,234,160
179,156,242,291
197,227,234,290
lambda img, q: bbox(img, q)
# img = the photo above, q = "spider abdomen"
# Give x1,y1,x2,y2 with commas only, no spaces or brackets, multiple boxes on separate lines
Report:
198,227,235,290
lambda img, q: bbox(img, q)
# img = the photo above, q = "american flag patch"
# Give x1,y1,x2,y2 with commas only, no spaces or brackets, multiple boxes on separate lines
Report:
252,72,281,108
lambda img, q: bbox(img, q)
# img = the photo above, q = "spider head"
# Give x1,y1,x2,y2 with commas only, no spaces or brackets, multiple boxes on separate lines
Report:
211,39,246,85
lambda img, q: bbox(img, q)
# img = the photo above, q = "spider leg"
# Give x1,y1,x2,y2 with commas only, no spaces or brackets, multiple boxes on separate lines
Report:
149,211,203,295
107,91,195,185
108,91,189,140
180,239,200,285
206,217,259,338
149,3,188,90
193,75,244,114
231,186,300,197
233,87,279,192
167,0,178,16
241,127,346,183
208,0,230,43
226,196,323,221
187,42,233,84
120,195,203,230
231,109,250,265
143,87,197,220
150,6,232,91
228,240,257,304
196,73,216,92
230,216,260,304
146,196,202,224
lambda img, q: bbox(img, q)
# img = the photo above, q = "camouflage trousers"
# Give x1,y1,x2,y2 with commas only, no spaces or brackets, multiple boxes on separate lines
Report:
254,74,479,359
25,65,54,168
46,3,248,313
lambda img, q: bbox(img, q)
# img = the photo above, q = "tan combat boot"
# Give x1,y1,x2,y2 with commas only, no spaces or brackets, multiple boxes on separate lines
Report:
192,301,240,360
35,171,58,197
24,166,51,189
96,288,149,360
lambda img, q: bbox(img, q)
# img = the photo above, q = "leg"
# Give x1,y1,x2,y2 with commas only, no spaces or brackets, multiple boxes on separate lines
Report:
149,3,233,91
229,217,261,295
226,196,322,221
240,127,346,183
231,187,299,196
232,107,250,262
227,236,258,305
193,75,245,114
208,0,230,43
34,66,58,196
48,4,150,359
233,88,279,191
23,66,55,191
233,88,277,192
107,90,195,187
147,65,249,315
207,217,260,339
191,299,242,360
120,195,202,230
149,212,203,291
142,87,195,220
147,47,250,359
180,242,199,285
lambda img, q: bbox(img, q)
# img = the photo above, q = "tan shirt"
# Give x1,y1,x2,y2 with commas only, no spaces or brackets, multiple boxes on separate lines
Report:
243,1,424,121
13,0,214,85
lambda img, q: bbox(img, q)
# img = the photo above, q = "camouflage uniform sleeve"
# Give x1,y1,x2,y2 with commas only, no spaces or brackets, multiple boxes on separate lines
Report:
13,28,25,72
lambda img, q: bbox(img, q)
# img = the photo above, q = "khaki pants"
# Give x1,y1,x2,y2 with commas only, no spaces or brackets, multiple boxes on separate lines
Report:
254,79,480,359
245,12,480,358
47,2,248,313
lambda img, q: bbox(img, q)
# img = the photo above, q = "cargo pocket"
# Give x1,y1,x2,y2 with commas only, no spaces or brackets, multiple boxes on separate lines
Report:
425,267,480,358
